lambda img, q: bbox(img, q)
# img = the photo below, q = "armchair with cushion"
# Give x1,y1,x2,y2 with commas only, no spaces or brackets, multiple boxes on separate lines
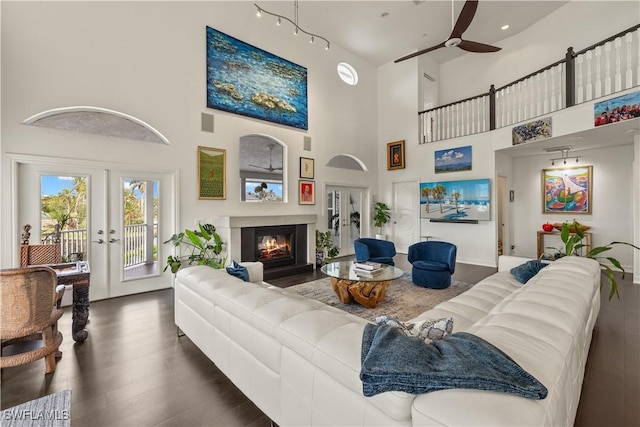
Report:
353,238,396,266
407,241,457,289
1,267,65,374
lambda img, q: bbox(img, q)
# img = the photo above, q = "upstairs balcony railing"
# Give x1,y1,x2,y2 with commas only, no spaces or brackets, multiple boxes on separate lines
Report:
419,24,640,144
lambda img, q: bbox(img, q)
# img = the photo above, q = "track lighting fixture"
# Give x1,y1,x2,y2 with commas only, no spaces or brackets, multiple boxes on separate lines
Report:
254,1,330,51
545,145,581,166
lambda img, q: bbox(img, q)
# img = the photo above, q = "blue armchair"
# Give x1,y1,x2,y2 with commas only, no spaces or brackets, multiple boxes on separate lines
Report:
353,238,396,266
407,241,457,289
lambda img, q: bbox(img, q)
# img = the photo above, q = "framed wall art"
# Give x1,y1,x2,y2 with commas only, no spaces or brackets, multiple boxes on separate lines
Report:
594,90,640,127
298,180,315,205
206,26,308,130
512,117,552,145
300,157,314,179
198,146,226,200
434,145,472,173
387,140,405,170
542,165,592,214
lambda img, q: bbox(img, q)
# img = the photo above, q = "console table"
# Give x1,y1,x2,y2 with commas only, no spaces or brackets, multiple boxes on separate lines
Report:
46,261,90,342
537,231,591,258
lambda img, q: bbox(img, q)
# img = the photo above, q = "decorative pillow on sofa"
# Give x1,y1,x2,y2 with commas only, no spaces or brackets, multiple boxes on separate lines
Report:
510,260,548,284
375,316,454,344
226,260,249,282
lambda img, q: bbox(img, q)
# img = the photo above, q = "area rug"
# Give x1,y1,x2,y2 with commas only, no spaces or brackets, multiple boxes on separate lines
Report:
286,273,474,322
1,389,71,427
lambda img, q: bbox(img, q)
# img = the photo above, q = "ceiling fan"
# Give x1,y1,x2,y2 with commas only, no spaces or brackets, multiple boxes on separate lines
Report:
395,0,501,63
249,143,282,172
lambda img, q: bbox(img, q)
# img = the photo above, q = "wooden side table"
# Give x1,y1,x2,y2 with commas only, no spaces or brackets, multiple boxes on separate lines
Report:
537,231,591,258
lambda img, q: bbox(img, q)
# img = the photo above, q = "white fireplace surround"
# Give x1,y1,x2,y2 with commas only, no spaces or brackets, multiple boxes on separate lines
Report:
213,215,317,266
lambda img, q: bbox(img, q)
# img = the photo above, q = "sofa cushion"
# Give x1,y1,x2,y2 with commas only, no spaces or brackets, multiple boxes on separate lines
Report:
226,260,249,281
510,260,547,284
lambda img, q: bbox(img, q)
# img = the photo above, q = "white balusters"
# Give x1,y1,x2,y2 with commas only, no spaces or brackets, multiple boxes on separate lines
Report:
595,45,602,98
576,54,584,103
625,32,633,89
604,41,612,95
585,50,593,101
550,67,557,113
614,37,622,92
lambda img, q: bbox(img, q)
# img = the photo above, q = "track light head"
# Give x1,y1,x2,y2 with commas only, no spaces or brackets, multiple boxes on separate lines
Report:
256,7,262,17
310,35,314,43
276,17,281,26
551,160,555,166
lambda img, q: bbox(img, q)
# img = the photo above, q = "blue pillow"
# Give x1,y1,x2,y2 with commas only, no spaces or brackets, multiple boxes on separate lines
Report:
226,261,249,282
510,260,548,284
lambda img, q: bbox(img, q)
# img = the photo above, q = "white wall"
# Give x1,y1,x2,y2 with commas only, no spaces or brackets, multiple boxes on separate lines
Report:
0,1,379,267
439,0,640,104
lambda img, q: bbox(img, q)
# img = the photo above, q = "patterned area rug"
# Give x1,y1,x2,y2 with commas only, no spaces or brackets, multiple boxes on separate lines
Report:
1,389,71,427
286,272,474,322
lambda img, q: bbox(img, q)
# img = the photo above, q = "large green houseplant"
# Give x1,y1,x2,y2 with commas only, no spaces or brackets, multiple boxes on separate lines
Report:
373,202,391,239
550,220,639,300
163,223,226,273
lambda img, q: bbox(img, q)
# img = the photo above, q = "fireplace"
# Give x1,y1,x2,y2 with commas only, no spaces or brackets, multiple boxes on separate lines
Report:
241,224,313,280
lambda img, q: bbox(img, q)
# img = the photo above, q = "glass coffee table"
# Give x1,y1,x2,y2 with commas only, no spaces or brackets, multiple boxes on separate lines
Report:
320,261,403,308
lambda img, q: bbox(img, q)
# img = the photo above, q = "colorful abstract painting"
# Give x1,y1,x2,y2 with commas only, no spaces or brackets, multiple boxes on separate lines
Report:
419,178,490,221
594,90,640,127
206,26,308,130
542,166,592,214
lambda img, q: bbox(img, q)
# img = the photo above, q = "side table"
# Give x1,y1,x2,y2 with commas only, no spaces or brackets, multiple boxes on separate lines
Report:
537,231,591,258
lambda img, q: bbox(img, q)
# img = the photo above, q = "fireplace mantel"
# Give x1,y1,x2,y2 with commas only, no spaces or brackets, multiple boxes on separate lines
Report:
213,215,317,268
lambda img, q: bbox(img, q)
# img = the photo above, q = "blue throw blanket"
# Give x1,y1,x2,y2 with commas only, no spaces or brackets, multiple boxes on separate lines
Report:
360,324,547,399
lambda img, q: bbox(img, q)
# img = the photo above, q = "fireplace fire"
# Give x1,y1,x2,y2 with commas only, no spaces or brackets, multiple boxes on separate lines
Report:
258,234,291,261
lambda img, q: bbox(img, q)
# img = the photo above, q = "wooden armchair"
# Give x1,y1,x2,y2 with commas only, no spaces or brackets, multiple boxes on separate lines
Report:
19,224,62,267
1,267,65,374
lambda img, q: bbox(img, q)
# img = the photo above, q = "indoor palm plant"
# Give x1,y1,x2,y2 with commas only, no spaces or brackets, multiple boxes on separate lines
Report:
550,220,639,300
373,202,391,240
163,223,226,273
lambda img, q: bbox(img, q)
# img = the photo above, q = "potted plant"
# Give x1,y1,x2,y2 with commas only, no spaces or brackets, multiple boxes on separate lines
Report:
163,223,226,273
315,230,339,267
373,202,391,240
548,220,639,300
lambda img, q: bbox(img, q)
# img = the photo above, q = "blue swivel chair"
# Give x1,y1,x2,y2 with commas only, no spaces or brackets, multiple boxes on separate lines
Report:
353,238,396,266
407,241,457,289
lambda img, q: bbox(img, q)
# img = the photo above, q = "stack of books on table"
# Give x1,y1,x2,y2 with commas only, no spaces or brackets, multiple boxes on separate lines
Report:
353,261,384,277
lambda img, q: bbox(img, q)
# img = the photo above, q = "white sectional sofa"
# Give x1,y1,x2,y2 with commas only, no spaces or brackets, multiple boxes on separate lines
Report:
174,255,601,426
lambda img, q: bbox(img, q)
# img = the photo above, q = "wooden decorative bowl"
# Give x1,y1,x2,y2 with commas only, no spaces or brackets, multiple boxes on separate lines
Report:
553,223,591,232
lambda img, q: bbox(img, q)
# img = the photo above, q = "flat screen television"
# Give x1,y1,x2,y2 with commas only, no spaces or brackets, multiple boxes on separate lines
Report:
419,178,490,222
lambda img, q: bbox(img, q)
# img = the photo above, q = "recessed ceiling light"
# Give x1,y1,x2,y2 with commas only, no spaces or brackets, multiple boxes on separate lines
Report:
501,24,510,30
337,63,358,86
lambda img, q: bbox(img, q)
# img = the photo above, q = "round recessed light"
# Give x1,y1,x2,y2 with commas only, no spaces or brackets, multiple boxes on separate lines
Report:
501,24,510,30
337,62,358,86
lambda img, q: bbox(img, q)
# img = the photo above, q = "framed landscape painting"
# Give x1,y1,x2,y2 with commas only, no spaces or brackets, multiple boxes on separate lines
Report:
198,146,226,200
542,166,592,214
206,26,308,130
434,145,472,173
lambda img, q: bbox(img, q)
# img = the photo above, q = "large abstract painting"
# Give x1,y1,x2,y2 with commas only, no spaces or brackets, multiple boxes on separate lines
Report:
542,166,592,214
420,179,490,221
206,26,308,130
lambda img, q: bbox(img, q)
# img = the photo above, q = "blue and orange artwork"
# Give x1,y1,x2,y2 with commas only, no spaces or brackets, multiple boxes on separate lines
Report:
206,26,308,130
420,178,490,221
543,166,592,214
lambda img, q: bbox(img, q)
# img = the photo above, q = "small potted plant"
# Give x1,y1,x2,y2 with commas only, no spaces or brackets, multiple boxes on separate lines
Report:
373,202,391,240
315,230,339,267
163,223,226,273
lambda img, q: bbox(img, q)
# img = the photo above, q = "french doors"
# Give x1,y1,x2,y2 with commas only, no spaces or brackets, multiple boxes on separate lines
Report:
15,157,176,300
325,185,365,256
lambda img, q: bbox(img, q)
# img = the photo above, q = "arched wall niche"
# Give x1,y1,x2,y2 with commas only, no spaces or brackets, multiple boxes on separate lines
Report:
326,154,368,171
22,106,170,145
239,134,287,202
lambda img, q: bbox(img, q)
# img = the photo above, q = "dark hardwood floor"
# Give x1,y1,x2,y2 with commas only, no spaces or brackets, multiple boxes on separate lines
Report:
1,255,638,426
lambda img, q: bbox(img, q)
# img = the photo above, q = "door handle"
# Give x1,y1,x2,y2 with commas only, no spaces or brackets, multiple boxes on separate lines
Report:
93,238,105,244
109,238,120,243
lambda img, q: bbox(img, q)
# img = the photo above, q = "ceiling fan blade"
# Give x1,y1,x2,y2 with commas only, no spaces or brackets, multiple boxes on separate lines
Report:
394,42,446,63
458,39,501,53
449,0,478,39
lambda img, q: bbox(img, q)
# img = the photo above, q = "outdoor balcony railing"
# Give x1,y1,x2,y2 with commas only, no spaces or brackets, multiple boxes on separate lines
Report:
419,24,640,144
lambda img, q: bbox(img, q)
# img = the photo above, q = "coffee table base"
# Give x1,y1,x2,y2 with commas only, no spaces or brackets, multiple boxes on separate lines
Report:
330,278,391,309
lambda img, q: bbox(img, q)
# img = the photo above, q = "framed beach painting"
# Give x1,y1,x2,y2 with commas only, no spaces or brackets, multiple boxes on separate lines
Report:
206,26,308,130
434,145,472,173
198,146,226,200
387,140,405,170
299,180,315,205
542,166,592,214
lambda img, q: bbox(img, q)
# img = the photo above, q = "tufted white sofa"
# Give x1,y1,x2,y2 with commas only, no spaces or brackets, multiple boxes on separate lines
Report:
174,255,601,426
